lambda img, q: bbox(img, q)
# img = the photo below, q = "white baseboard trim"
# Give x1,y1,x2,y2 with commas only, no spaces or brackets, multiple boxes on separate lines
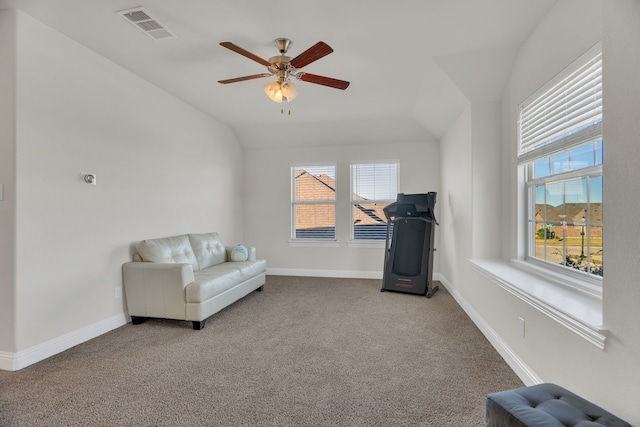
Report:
0,312,129,371
267,268,383,279
439,274,542,386
267,268,442,282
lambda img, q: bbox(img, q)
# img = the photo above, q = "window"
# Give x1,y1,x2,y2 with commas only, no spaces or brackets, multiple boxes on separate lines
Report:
291,164,336,240
471,42,605,350
518,43,602,279
350,161,399,241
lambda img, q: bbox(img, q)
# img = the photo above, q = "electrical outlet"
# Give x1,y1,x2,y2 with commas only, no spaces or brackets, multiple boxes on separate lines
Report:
518,317,525,338
115,286,122,299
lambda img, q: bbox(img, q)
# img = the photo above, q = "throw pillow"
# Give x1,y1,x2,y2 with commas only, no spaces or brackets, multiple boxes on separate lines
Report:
231,244,248,262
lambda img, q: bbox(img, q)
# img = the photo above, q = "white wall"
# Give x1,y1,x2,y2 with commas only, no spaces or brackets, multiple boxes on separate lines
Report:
439,99,502,285
0,10,17,354
440,100,504,303
471,102,502,259
244,141,440,277
1,10,244,366
441,0,640,423
600,0,640,420
439,105,472,289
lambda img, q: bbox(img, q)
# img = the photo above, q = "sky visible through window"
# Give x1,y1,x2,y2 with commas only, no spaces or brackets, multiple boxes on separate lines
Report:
534,140,603,206
535,177,603,207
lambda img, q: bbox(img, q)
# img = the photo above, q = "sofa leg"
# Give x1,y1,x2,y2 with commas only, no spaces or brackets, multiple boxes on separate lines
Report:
256,285,264,292
192,320,206,330
131,316,146,325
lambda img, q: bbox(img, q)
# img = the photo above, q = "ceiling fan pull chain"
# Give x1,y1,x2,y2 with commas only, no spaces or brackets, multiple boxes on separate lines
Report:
279,107,291,116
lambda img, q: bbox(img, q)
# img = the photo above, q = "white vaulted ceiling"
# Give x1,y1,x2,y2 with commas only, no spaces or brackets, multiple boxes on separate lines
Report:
0,0,557,148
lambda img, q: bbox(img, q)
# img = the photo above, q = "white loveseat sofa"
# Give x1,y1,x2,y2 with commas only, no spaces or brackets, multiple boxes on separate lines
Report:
122,232,266,330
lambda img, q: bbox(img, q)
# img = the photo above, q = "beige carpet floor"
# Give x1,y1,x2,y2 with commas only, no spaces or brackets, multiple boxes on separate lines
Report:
0,276,523,426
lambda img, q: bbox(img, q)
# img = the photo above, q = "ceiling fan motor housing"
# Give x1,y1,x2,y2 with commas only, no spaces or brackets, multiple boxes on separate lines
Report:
268,55,294,81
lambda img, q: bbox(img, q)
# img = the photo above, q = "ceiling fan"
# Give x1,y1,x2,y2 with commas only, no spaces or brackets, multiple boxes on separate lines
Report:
218,38,350,103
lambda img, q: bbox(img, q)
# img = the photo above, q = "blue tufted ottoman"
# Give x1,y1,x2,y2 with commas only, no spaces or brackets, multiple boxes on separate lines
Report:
485,383,631,427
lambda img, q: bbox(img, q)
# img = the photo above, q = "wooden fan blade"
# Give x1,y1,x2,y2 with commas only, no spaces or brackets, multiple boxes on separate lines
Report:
290,41,334,69
218,73,271,84
220,42,271,67
299,73,350,90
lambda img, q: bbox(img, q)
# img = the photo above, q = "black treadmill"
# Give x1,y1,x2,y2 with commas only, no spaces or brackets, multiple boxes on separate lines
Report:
381,192,439,297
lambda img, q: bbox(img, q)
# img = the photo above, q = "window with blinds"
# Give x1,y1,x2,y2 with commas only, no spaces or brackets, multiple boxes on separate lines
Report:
291,164,336,240
518,42,603,280
350,161,399,241
518,43,602,162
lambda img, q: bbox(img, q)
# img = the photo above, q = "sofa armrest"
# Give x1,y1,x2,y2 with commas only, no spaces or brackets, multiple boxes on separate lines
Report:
122,262,195,320
225,246,257,261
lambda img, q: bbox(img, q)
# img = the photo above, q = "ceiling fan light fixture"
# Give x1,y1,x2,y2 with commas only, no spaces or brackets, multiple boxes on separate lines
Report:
263,80,298,103
280,81,298,102
264,81,283,102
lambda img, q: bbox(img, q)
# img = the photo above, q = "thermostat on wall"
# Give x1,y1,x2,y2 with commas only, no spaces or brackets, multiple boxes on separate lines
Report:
81,173,97,185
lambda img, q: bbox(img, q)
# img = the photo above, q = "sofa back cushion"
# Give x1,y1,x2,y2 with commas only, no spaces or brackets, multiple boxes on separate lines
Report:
136,234,200,271
188,232,226,269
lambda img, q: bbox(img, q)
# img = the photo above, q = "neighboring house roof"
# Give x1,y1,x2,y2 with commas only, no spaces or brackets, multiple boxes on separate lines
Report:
535,203,603,224
534,203,603,237
294,169,388,229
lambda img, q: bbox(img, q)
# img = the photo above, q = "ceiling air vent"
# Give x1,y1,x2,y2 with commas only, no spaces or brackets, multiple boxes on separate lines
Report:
117,7,176,41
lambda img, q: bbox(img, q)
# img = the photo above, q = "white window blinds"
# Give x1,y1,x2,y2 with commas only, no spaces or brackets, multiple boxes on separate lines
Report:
351,162,399,201
518,43,602,159
350,161,399,240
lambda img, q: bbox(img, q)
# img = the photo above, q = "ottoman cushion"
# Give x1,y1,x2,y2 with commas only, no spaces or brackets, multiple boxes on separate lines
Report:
485,383,631,427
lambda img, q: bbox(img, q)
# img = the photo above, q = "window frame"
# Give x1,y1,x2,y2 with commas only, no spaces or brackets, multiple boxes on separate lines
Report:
349,160,399,244
290,162,338,244
524,162,603,292
517,42,603,291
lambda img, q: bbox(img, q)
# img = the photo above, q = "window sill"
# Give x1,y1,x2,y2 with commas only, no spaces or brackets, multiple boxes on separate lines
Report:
288,240,339,248
468,258,606,349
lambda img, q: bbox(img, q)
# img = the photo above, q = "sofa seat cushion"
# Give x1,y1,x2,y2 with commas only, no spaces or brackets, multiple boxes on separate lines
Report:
185,260,267,303
187,267,241,303
228,259,267,281
136,234,199,271
189,232,226,270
